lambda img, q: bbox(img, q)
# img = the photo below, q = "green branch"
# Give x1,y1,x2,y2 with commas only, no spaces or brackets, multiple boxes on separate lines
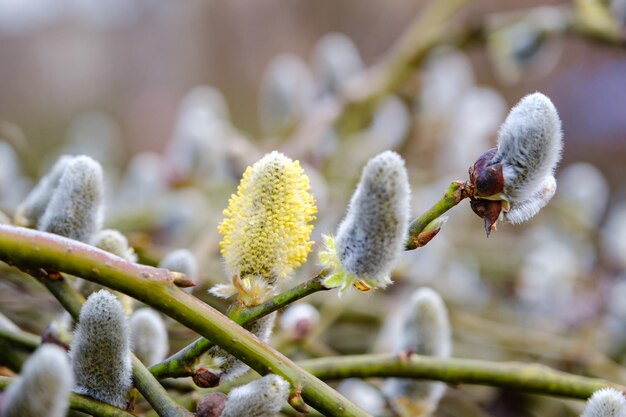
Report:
0,327,40,351
0,376,136,417
300,353,623,400
405,181,468,250
150,271,330,379
0,225,370,417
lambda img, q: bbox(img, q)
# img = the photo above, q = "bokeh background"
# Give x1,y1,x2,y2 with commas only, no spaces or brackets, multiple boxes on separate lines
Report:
1,1,626,416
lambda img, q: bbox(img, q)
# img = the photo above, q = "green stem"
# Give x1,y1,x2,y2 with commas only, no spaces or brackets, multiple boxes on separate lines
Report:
20,262,192,417
0,327,40,351
0,376,135,417
299,353,622,400
149,271,329,379
0,225,370,417
405,181,467,250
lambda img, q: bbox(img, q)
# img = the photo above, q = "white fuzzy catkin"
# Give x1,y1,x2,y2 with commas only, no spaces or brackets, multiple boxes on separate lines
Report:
92,229,136,262
384,288,452,414
1,344,74,417
70,290,132,408
15,155,73,227
38,155,104,243
207,312,276,382
220,374,290,417
504,174,556,224
130,308,169,366
581,388,626,417
158,249,198,283
492,92,563,203
311,32,363,97
335,151,411,287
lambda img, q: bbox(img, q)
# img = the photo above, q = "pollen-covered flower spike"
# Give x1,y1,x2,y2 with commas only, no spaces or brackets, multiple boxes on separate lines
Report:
220,374,290,417
319,151,410,295
468,92,562,235
581,388,626,417
14,155,73,228
70,290,132,408
214,151,316,306
38,155,104,243
204,312,277,382
130,308,169,366
0,344,74,417
383,287,452,417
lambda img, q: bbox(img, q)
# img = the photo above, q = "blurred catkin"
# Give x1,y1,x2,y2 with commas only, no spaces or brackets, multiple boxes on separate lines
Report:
0,344,73,417
130,308,169,366
384,287,452,417
220,374,290,417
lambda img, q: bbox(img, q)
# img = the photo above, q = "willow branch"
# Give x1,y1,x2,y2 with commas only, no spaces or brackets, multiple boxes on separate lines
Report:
0,225,370,417
0,376,135,417
150,271,330,379
405,181,469,250
299,353,624,400
0,327,40,351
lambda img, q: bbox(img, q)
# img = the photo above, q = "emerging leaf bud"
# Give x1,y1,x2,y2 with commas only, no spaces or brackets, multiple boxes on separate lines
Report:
0,345,73,417
38,155,104,243
320,151,410,294
70,290,132,408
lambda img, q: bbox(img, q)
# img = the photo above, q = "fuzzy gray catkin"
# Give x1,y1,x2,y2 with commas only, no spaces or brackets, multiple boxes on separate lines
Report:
335,150,411,288
130,308,169,366
92,229,137,262
0,344,74,417
158,249,198,283
38,155,104,243
384,288,452,416
492,92,562,223
14,155,73,228
70,290,132,408
220,374,290,417
581,388,626,417
206,312,276,382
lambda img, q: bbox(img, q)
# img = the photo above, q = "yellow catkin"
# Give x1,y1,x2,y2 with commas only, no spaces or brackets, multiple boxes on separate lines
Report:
218,151,316,284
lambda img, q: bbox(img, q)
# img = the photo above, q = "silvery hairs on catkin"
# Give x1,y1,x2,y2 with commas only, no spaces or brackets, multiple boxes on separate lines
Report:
384,288,452,415
70,290,132,408
492,92,562,204
581,388,626,417
38,155,104,243
206,312,277,382
335,150,411,287
130,308,169,366
0,344,74,417
220,374,290,417
14,155,73,228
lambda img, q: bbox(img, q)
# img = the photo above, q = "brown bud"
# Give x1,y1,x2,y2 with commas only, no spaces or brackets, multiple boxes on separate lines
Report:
193,368,221,388
415,228,440,248
197,392,228,417
41,325,70,351
470,199,502,237
469,148,503,198
288,390,309,413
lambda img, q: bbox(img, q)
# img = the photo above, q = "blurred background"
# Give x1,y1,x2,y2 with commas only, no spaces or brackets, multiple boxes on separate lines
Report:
1,0,626,416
